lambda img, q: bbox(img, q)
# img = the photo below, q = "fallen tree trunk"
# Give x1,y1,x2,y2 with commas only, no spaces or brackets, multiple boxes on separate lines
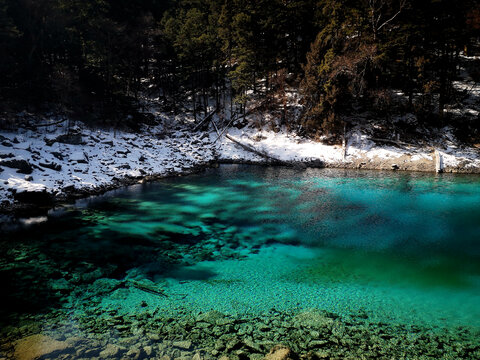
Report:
26,117,69,129
370,137,418,147
193,107,217,131
225,133,290,165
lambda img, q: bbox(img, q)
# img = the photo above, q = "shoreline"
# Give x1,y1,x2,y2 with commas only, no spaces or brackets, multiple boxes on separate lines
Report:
4,158,480,220
2,305,479,359
2,122,480,219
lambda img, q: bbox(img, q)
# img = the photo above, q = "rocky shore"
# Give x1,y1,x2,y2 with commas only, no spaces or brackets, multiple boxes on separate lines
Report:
2,117,480,219
2,307,479,360
0,119,217,218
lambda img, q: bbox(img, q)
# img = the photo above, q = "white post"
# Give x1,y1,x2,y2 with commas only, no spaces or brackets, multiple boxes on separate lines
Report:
435,149,443,173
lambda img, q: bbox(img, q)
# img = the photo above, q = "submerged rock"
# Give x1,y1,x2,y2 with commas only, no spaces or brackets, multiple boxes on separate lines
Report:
264,345,297,360
293,310,334,329
14,334,73,360
172,340,192,350
99,343,124,358
196,310,225,325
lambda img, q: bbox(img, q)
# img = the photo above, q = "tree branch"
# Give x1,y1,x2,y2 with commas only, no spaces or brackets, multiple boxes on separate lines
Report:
377,0,406,32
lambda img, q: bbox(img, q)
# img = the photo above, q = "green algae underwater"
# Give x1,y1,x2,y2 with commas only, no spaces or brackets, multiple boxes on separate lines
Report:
1,165,480,358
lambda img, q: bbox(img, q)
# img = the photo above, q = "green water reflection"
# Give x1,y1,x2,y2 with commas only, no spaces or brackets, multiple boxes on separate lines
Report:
2,165,480,332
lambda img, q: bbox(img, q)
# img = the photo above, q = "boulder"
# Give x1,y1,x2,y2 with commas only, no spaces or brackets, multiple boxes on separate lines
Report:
14,334,73,360
172,340,192,350
264,345,297,360
39,162,62,171
0,152,14,159
69,151,88,164
14,189,53,205
0,159,33,174
51,151,64,160
56,133,84,145
99,343,123,358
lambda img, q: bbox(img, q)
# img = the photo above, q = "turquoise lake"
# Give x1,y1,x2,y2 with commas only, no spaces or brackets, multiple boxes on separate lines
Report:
1,165,480,358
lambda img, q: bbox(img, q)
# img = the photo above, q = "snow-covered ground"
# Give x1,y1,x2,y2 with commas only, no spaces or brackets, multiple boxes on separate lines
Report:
215,125,480,172
0,120,215,208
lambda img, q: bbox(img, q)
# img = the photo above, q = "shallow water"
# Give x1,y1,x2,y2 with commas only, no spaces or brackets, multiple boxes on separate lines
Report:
2,165,480,357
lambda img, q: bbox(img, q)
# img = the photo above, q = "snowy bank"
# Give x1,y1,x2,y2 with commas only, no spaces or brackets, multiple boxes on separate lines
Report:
215,126,480,173
0,121,215,213
1,119,480,214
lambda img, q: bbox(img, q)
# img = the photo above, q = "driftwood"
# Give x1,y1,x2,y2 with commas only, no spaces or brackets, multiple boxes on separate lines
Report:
82,279,168,302
225,133,290,165
126,280,168,297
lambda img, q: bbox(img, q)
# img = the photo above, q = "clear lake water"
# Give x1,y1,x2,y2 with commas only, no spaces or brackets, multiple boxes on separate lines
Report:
1,165,480,358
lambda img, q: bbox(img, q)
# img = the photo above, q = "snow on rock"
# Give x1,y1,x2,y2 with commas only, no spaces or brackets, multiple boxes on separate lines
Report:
69,151,88,163
0,121,216,206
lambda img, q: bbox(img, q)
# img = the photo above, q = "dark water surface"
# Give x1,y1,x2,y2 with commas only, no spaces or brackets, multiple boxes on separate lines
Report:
1,165,480,358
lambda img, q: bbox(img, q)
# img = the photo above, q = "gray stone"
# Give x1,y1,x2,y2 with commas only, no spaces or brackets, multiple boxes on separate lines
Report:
216,318,235,326
51,151,64,160
143,345,153,356
225,338,242,352
50,278,71,292
192,353,202,360
81,268,104,283
14,334,73,360
0,152,14,159
243,339,262,353
126,347,141,360
99,344,122,358
0,159,33,174
214,340,225,351
39,162,62,171
56,133,84,145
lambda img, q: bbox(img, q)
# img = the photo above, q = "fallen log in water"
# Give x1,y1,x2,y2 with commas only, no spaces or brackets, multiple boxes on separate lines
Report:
126,280,168,297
